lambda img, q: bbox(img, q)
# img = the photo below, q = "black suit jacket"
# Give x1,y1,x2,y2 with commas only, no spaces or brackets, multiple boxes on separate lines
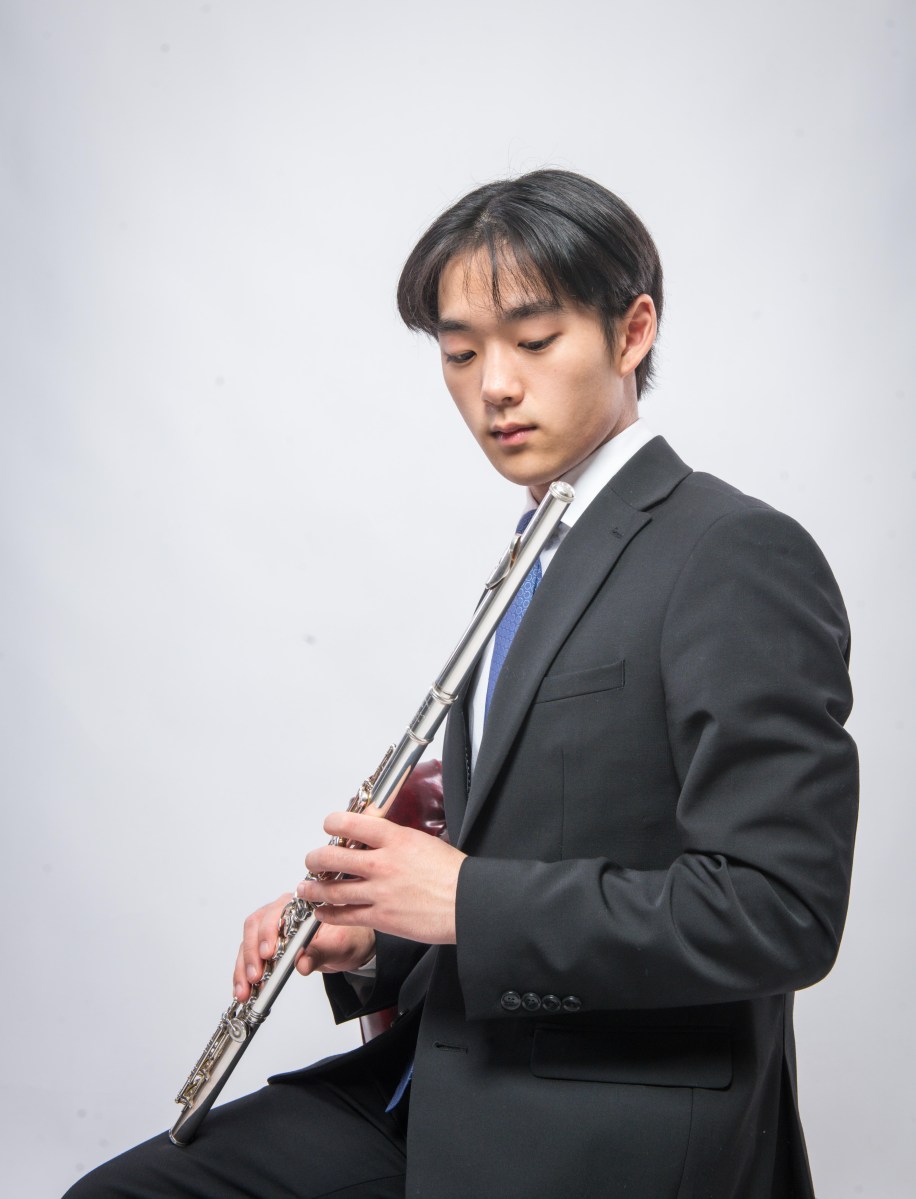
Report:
303,438,858,1199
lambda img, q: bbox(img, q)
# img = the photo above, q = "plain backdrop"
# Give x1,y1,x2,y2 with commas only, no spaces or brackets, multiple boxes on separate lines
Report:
1,2,913,1195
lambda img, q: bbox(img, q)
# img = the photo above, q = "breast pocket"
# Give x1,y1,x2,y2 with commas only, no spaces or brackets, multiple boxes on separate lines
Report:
534,659,626,704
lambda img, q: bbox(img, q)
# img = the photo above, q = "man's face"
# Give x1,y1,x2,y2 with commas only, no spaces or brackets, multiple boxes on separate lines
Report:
437,250,639,500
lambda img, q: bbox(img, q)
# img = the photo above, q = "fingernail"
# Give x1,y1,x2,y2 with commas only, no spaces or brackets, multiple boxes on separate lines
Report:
296,882,308,897
246,964,258,981
234,984,244,999
259,941,270,957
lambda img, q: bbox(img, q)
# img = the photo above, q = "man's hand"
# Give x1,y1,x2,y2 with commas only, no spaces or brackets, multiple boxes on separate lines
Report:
297,810,466,945
232,893,376,1002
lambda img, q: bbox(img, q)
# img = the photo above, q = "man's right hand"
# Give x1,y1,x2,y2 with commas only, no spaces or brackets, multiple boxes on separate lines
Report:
233,893,376,1002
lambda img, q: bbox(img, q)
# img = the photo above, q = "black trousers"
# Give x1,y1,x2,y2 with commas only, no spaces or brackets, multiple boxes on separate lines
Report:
62,1064,409,1199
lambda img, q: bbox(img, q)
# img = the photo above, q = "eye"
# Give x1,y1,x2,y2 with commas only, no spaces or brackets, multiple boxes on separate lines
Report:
519,334,559,352
444,350,476,365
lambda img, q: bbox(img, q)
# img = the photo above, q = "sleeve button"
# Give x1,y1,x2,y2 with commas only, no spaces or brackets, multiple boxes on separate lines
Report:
561,995,582,1013
541,994,562,1013
521,992,542,1012
500,990,522,1012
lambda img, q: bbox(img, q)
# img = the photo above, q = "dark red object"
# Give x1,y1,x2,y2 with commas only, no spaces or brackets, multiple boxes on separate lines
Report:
384,758,448,841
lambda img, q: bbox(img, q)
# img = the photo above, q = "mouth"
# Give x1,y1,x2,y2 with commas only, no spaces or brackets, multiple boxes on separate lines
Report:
491,423,536,446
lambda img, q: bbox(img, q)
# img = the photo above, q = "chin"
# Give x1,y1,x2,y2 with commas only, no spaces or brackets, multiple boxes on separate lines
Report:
507,473,555,499
483,447,557,492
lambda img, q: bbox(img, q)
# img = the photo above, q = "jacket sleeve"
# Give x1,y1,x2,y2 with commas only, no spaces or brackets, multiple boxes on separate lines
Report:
455,506,859,1018
323,931,429,1023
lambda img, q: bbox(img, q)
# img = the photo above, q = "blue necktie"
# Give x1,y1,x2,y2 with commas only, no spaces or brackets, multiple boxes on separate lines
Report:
485,509,542,718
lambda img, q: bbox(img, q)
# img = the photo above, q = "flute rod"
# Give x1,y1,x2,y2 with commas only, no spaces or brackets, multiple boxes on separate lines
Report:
169,480,574,1145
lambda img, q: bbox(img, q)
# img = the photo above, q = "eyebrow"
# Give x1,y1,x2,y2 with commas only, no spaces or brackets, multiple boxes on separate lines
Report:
436,298,563,335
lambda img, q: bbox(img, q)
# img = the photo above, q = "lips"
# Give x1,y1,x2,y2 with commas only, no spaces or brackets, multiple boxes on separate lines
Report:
492,423,535,443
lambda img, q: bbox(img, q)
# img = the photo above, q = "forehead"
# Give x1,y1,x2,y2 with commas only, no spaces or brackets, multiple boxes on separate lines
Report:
437,248,558,326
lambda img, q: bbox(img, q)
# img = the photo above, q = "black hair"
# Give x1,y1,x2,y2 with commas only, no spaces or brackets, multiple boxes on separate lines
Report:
396,169,664,396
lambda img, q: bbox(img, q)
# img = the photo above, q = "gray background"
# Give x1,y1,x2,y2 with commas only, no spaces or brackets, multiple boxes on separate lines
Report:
1,1,913,1195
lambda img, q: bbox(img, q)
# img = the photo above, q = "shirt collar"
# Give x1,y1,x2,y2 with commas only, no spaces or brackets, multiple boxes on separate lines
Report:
522,419,657,528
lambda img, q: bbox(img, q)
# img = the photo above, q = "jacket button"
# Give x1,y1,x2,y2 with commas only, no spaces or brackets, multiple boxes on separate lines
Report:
521,992,542,1012
541,994,561,1013
500,991,522,1012
561,995,582,1013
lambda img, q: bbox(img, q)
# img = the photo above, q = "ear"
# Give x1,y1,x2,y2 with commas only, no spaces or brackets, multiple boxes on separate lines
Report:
616,295,657,378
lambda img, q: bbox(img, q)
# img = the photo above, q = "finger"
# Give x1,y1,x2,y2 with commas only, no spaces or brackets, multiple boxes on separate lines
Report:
241,909,266,989
295,925,376,977
257,904,283,961
295,925,331,977
321,810,395,848
238,895,290,996
294,924,346,975
304,843,375,878
298,875,374,907
305,902,373,927
233,942,251,1001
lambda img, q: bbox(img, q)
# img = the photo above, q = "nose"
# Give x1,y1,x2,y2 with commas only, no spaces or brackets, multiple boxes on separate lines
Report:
480,347,522,408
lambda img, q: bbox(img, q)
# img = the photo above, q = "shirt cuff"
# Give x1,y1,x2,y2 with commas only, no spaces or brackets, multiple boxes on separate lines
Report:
346,954,378,979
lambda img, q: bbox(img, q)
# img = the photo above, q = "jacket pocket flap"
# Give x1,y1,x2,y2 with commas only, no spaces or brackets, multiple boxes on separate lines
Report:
535,659,625,704
531,1025,733,1089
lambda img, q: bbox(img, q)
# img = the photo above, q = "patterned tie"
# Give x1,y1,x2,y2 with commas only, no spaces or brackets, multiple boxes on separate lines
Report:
485,509,542,718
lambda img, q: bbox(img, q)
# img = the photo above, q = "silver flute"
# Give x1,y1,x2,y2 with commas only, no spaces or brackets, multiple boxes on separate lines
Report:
170,480,574,1145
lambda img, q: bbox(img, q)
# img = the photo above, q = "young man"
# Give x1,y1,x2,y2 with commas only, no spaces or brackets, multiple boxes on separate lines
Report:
66,170,858,1198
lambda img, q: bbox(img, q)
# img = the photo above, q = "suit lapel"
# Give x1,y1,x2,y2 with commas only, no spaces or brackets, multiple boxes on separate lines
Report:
456,436,691,849
442,681,471,836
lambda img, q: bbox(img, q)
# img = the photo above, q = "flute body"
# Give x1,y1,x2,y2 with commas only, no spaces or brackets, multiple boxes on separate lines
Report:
170,480,574,1145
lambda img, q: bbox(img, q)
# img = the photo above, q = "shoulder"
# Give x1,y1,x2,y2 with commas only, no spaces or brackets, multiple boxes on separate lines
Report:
603,437,846,625
657,470,851,661
661,467,833,575
670,467,782,526
610,436,823,559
